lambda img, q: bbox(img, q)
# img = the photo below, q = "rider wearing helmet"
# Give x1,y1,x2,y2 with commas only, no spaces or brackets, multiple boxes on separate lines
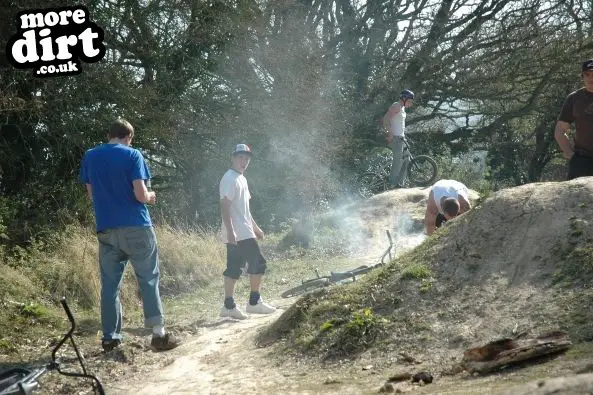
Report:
383,89,415,188
400,89,415,101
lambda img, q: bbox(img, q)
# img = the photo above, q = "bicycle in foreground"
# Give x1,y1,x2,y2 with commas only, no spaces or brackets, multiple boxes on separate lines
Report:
281,230,394,298
357,137,438,198
0,298,105,395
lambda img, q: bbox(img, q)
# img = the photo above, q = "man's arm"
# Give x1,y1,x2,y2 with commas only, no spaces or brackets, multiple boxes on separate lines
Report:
133,179,156,204
554,121,574,160
252,218,264,240
85,184,92,201
458,195,471,214
424,191,439,236
221,197,236,244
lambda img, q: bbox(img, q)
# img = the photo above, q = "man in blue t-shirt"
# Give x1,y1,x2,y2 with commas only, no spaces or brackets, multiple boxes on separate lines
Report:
80,119,178,352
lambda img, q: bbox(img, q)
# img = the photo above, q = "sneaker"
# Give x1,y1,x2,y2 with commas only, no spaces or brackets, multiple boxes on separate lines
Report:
220,306,248,320
101,339,121,352
151,332,179,351
245,300,276,314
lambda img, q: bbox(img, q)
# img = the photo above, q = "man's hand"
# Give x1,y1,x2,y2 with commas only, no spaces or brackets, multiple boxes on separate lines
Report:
146,191,156,205
424,191,438,236
386,134,393,145
227,231,237,245
254,227,265,240
555,121,574,161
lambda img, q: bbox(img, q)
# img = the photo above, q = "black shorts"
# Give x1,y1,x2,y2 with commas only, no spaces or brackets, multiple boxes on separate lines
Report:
435,213,447,228
568,152,593,180
223,238,267,280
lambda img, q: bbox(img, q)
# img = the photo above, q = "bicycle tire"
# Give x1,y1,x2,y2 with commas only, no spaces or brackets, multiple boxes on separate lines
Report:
407,155,438,187
357,172,388,198
281,278,331,298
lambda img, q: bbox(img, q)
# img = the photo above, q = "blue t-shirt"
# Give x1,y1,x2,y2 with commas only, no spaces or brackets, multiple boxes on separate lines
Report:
79,143,152,232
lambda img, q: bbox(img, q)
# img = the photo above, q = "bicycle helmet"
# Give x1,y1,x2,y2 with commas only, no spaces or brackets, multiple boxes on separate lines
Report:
400,89,415,100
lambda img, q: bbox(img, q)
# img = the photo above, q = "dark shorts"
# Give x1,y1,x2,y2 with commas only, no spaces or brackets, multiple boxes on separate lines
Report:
568,152,593,180
435,213,447,228
223,238,267,279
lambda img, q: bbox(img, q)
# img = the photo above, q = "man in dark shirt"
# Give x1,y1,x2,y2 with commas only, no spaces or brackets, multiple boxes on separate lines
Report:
555,59,593,179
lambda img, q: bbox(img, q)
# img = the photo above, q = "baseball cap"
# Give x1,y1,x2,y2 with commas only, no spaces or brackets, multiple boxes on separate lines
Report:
232,143,252,156
582,59,593,72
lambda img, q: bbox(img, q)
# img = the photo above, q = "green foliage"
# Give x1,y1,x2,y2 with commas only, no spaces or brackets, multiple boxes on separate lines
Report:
553,244,593,286
0,338,16,353
19,302,49,320
552,218,593,287
327,308,387,356
320,320,334,332
401,264,432,280
419,278,433,293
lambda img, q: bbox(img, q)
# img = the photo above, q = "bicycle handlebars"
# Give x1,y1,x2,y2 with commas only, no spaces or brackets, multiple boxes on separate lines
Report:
0,298,105,395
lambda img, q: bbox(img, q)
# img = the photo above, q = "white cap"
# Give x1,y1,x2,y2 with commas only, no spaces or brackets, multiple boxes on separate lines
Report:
232,143,252,156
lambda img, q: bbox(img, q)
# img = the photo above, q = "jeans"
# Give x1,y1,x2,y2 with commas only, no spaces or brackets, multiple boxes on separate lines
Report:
97,226,164,340
389,136,407,187
568,152,593,180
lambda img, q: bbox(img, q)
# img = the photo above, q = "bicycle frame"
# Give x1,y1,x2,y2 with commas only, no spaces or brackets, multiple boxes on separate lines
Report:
0,298,105,395
374,138,414,177
329,229,394,283
281,230,396,298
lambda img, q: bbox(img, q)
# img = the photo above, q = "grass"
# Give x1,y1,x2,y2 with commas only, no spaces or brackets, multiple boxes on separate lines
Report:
400,263,432,280
0,221,365,360
551,239,593,287
256,233,444,360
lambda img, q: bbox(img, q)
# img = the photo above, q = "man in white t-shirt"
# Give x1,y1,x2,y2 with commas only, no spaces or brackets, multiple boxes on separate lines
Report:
219,144,276,319
383,89,415,188
424,179,471,236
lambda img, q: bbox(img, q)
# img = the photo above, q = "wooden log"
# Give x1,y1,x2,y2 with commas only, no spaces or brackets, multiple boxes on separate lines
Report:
462,331,572,374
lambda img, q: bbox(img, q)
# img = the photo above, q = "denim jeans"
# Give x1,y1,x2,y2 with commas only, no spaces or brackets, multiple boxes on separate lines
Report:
389,136,406,187
97,226,164,341
568,152,593,180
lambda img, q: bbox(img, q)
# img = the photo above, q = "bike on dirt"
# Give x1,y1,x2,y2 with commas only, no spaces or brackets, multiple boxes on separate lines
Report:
0,298,105,395
281,230,394,298
357,137,438,198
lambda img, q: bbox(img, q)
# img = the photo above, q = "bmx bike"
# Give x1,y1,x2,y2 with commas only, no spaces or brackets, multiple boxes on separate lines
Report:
0,298,105,395
281,230,394,298
357,138,438,198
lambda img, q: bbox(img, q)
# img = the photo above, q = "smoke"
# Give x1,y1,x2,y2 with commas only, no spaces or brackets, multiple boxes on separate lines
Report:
391,210,427,255
312,192,428,263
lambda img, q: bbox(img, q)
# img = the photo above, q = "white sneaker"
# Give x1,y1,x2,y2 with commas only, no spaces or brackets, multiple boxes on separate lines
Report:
245,299,277,314
220,306,248,320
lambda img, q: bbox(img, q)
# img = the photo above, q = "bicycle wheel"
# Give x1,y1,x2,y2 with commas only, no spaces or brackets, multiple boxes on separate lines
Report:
407,155,438,187
357,172,388,198
281,278,331,298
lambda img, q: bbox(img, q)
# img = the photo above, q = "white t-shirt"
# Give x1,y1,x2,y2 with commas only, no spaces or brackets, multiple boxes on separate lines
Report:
431,179,469,215
390,104,406,137
219,169,255,243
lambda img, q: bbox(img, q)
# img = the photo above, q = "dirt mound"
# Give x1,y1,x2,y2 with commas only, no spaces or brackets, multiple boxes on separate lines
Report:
259,178,593,372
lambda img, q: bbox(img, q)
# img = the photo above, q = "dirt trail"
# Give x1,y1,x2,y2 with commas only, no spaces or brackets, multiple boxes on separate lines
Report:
109,299,373,394
110,311,285,394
